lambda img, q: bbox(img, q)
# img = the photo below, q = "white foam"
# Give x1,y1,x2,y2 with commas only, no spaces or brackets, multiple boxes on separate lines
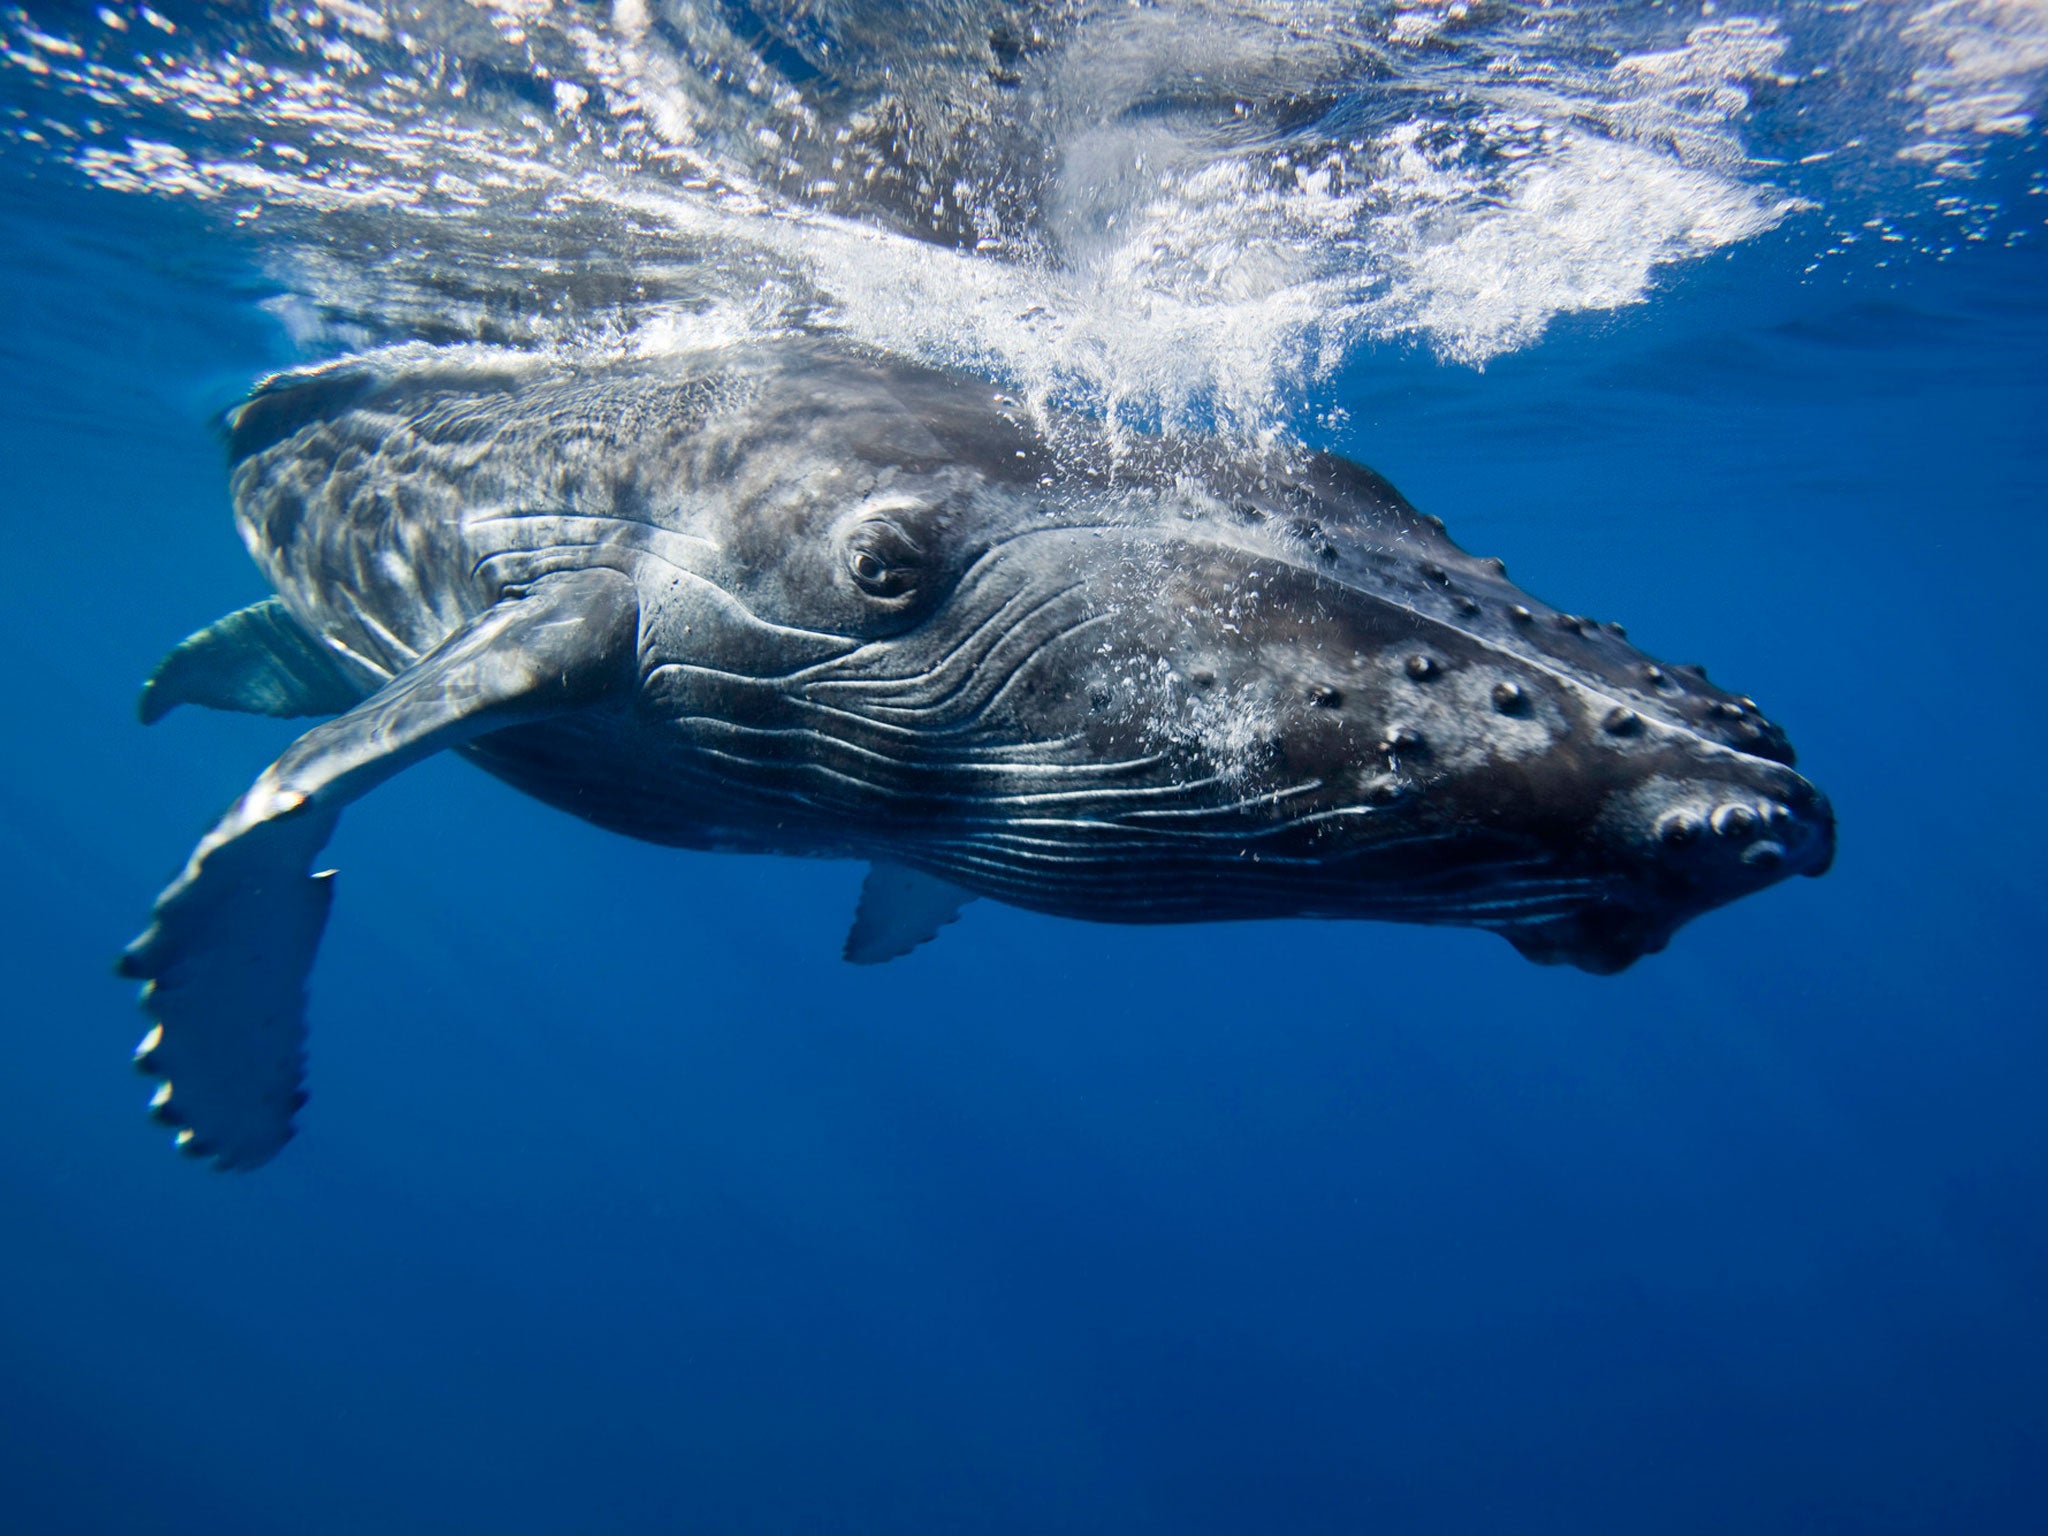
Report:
1899,0,2048,169
6,0,2044,428
1365,127,1794,365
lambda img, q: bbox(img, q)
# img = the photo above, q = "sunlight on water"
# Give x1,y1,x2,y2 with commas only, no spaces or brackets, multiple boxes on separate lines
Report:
4,0,2045,429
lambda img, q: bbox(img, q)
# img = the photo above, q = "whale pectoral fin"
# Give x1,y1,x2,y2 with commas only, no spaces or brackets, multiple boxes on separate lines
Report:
843,863,978,965
120,567,641,1169
139,598,370,724
120,800,335,1169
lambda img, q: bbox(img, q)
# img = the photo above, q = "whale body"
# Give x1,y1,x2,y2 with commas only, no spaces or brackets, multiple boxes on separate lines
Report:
122,340,1833,1167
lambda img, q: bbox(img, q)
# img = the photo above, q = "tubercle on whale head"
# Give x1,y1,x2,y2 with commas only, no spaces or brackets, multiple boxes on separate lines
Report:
1492,744,1835,972
1193,446,1803,769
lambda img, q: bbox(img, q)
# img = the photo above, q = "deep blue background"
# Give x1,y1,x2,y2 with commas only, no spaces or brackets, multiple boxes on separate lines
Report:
3,150,2045,1535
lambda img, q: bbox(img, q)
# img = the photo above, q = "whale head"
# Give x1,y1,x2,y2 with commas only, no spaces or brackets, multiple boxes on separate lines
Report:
627,349,1833,972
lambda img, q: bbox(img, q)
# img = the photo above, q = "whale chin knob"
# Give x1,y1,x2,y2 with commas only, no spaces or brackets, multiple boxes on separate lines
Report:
1502,903,1672,975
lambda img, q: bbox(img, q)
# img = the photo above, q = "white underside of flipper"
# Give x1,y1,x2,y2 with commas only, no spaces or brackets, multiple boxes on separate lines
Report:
121,787,338,1168
120,567,642,1170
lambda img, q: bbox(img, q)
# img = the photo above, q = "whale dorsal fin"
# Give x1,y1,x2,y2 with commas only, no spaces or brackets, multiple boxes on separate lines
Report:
844,863,977,965
120,568,640,1169
139,598,368,724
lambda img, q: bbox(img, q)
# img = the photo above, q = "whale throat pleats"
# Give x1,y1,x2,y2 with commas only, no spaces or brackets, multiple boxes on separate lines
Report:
138,598,369,724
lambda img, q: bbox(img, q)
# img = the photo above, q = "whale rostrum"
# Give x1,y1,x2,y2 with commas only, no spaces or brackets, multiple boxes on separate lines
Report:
122,340,1834,1168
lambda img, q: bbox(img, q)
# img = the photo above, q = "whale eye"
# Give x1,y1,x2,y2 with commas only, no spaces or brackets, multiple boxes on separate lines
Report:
845,517,926,600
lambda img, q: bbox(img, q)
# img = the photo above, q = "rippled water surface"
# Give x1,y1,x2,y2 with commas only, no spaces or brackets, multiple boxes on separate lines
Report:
4,4,2047,1534
10,0,2045,412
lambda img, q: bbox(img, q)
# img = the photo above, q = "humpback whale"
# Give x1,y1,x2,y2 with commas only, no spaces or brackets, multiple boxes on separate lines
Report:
121,340,1833,1168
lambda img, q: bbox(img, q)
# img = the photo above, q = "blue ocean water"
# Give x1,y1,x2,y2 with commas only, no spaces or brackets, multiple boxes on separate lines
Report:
3,4,2045,1533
